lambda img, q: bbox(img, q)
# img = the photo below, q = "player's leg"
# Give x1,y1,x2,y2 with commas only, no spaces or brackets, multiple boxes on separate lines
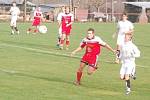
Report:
14,21,19,35
33,26,39,33
87,55,99,75
74,62,86,85
10,19,15,35
66,35,70,50
59,33,66,50
115,44,120,64
131,64,136,80
27,21,34,34
124,62,134,95
57,27,62,47
124,74,131,95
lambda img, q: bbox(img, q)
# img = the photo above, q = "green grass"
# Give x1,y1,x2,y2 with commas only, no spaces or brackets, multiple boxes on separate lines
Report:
0,22,150,100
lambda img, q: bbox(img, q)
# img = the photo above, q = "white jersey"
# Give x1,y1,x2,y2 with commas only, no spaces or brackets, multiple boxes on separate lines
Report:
117,20,134,35
119,41,140,63
119,41,140,75
57,12,64,36
10,6,20,17
117,20,134,45
9,6,20,27
57,12,64,22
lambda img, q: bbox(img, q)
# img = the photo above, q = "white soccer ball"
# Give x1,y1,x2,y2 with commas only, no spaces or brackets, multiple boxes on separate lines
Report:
38,25,47,34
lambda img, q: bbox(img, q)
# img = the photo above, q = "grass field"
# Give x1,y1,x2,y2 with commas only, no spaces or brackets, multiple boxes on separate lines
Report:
0,22,150,100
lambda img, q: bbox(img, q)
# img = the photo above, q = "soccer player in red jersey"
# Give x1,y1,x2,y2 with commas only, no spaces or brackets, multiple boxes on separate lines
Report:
71,28,116,85
27,7,43,34
59,6,74,50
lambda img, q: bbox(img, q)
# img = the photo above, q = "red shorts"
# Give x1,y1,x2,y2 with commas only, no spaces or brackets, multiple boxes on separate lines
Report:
32,19,41,26
81,53,99,68
62,27,72,35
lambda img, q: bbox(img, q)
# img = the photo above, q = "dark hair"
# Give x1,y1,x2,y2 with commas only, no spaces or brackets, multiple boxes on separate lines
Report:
122,12,128,17
87,28,95,32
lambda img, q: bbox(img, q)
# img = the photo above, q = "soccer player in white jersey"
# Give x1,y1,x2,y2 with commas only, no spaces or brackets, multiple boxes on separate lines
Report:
56,6,66,47
119,33,140,95
9,2,20,35
113,13,134,63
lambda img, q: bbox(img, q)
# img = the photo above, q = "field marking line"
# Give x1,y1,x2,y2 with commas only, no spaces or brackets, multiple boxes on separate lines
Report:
0,43,149,68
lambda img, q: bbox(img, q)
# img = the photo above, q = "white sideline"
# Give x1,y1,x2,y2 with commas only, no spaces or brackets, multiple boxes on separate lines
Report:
0,43,148,68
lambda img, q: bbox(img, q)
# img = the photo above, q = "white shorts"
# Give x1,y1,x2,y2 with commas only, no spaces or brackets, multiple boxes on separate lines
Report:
10,16,18,27
117,34,125,46
120,61,135,75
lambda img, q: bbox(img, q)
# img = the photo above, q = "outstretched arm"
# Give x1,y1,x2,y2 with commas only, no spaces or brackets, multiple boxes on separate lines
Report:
71,47,83,56
104,44,116,53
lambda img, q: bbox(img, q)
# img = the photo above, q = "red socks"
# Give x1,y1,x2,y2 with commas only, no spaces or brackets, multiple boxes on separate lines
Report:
66,40,70,45
77,72,82,82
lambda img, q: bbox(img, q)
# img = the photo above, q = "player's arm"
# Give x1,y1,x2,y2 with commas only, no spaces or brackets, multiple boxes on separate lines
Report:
71,40,85,56
71,47,83,57
58,20,61,28
125,23,134,35
112,24,119,38
17,8,20,15
9,7,12,14
66,14,74,27
132,44,140,58
103,44,116,53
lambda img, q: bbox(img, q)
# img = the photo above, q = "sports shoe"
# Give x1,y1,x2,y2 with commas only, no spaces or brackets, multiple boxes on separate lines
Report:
17,31,20,34
126,88,131,95
11,30,14,35
66,47,69,50
27,31,30,34
59,46,63,50
56,44,59,47
73,81,81,86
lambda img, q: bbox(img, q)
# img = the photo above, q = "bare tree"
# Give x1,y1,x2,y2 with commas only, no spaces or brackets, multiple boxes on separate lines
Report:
88,0,104,12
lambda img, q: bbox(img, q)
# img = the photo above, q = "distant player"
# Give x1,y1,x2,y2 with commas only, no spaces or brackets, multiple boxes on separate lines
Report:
27,7,43,34
59,6,74,50
119,33,140,95
113,13,134,64
56,6,66,47
71,28,116,85
9,1,20,35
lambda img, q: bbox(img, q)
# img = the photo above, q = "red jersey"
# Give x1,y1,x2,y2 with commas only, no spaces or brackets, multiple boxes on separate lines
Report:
32,10,43,26
61,13,74,34
34,10,43,20
80,36,106,55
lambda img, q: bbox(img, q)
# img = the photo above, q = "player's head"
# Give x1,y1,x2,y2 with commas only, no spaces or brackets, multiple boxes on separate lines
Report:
12,1,16,7
87,28,95,39
121,12,128,21
61,6,66,13
65,6,70,14
36,7,41,11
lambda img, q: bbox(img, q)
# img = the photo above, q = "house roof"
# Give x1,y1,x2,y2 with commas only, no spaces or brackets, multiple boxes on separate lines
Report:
123,2,150,8
0,0,24,4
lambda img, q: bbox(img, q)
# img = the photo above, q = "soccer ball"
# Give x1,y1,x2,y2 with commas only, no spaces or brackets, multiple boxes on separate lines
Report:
38,25,47,34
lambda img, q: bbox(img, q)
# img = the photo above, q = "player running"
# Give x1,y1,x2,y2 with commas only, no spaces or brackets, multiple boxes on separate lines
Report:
71,28,116,85
59,6,74,50
113,13,134,64
27,7,43,34
119,33,140,95
9,1,20,35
